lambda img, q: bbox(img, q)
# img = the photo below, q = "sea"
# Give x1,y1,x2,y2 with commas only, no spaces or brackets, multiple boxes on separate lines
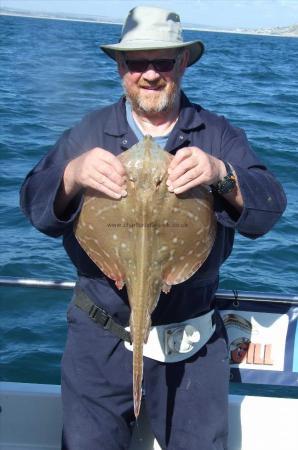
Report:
0,15,297,398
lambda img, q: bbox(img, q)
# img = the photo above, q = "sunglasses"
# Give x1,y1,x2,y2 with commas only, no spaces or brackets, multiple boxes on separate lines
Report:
125,59,177,73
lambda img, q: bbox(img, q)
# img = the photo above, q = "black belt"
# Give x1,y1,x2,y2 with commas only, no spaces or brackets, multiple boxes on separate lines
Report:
74,288,216,345
74,288,131,343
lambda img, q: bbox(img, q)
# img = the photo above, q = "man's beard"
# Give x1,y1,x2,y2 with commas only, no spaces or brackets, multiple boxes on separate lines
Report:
123,78,180,114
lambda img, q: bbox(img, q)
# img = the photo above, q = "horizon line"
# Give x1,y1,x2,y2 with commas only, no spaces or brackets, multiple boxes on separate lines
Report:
1,9,297,38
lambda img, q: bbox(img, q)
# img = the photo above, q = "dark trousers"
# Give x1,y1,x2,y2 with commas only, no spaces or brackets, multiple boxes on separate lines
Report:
61,303,229,450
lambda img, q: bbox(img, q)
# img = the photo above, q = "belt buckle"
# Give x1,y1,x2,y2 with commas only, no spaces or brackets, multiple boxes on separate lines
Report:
88,304,99,320
102,316,113,330
88,304,112,329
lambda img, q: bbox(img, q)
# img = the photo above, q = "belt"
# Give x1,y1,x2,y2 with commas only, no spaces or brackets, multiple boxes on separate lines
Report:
74,287,131,343
74,288,216,363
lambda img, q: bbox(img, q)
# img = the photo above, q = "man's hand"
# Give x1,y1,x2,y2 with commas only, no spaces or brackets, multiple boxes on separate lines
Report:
167,146,226,194
54,147,127,218
64,147,127,199
167,146,243,212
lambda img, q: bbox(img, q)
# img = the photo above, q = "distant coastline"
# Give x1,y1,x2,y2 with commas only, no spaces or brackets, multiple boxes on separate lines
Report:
1,8,298,38
0,9,123,26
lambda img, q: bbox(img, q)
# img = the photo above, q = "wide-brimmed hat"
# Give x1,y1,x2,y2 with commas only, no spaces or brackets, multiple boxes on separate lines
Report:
100,6,204,67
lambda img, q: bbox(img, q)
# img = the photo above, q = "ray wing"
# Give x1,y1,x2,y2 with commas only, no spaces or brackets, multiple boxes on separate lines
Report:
74,192,138,287
153,186,216,286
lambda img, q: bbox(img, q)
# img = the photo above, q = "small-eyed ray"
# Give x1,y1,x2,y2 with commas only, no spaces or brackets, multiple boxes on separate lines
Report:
74,135,216,417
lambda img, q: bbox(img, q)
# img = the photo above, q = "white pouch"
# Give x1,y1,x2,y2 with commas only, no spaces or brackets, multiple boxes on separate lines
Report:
124,309,216,363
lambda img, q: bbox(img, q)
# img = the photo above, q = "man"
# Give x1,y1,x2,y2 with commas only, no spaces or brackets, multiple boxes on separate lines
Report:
20,5,286,450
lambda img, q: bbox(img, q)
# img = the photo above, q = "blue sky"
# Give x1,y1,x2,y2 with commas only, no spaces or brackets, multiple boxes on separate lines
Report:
1,0,298,28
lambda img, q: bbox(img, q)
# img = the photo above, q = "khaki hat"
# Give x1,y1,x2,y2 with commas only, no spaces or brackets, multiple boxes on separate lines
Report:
100,5,204,67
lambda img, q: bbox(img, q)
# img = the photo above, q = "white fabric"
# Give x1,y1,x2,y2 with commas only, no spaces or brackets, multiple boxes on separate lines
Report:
124,310,215,363
100,6,204,67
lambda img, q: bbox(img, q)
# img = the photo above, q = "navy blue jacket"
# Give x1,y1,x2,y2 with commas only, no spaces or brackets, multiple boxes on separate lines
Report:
20,93,286,326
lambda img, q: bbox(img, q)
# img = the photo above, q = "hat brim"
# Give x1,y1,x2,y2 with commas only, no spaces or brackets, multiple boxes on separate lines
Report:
100,40,204,67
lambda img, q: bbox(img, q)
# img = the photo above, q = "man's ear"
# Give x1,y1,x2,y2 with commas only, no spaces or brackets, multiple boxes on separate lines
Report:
179,49,190,73
116,52,126,77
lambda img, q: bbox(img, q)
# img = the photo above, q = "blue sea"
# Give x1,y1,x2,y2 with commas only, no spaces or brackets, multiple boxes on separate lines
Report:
0,15,297,397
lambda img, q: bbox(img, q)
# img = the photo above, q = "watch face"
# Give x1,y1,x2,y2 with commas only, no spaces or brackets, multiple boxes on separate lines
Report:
213,175,236,194
220,178,236,194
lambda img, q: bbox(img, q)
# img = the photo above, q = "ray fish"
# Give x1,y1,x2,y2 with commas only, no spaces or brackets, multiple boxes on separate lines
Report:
74,135,216,417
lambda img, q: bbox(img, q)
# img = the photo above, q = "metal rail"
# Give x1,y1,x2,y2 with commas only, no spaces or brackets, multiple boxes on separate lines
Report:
0,276,75,290
215,290,298,305
1,276,298,305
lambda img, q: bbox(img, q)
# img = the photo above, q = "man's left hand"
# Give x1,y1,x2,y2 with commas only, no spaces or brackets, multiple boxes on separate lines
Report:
167,146,226,194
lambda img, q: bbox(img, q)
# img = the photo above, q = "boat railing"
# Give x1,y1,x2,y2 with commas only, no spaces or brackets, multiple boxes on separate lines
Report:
0,276,75,290
1,276,298,305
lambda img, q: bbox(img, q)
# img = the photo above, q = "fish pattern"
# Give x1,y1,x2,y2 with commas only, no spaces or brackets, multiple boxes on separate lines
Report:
74,135,216,417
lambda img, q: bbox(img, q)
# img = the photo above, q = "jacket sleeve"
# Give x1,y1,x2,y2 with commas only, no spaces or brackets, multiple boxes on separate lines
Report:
214,117,287,238
20,127,85,237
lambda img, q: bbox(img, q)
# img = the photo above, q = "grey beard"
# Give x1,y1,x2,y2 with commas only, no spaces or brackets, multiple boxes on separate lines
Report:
122,81,180,114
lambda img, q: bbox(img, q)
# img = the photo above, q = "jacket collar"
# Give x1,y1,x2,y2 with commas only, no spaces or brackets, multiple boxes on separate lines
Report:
177,91,204,131
103,91,204,139
104,96,129,137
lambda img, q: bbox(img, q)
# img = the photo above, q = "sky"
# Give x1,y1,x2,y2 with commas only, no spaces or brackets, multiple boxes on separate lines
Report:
1,0,298,29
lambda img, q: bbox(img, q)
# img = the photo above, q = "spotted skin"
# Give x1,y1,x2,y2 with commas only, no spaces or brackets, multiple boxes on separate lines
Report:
74,136,216,417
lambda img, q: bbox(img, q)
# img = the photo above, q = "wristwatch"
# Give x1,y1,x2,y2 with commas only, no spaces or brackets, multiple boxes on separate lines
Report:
212,161,236,195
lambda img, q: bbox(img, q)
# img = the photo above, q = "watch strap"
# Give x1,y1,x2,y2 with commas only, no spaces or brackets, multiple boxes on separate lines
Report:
212,161,236,195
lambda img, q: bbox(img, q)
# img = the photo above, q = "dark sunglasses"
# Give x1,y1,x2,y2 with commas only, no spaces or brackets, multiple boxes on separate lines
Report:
125,59,176,73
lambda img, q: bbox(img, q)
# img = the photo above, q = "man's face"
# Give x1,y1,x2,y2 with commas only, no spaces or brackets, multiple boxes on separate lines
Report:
118,48,188,115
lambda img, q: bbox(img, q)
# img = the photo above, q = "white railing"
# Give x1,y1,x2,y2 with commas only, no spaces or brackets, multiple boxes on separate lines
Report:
0,276,297,305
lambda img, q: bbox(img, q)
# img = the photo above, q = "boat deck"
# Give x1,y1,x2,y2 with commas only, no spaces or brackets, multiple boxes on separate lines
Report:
0,382,297,450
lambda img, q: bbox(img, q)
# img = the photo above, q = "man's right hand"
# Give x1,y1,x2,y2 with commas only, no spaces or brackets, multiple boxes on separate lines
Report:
65,147,127,199
54,147,127,218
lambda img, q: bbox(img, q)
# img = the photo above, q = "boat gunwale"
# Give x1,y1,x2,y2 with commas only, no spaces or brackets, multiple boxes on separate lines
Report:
0,276,297,305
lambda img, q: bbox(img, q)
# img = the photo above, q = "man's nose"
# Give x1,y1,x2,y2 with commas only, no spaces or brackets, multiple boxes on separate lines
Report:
142,64,161,80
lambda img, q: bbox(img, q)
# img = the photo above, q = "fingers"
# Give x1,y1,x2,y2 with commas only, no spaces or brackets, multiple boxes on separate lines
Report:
91,159,126,189
167,147,201,193
167,171,207,194
88,172,127,199
71,147,128,199
88,179,125,199
167,167,203,194
168,154,198,183
167,147,223,194
98,149,126,177
89,158,127,199
168,147,192,169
